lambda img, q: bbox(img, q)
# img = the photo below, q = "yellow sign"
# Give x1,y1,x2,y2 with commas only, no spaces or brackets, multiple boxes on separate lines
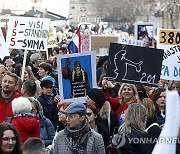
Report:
159,29,180,45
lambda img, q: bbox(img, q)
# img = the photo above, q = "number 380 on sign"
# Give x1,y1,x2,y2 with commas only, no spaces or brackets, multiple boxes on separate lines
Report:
159,30,180,45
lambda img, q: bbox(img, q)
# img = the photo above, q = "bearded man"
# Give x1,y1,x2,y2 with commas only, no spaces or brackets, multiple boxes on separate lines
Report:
0,72,21,123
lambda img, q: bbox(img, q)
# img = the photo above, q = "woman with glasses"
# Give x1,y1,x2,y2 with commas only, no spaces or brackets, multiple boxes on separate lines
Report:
87,104,111,149
0,122,22,154
112,103,151,154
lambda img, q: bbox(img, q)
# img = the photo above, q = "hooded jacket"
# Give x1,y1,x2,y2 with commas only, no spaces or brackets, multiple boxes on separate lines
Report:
11,113,40,143
0,91,21,123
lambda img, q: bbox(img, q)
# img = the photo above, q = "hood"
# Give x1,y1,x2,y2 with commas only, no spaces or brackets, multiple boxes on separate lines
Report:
12,114,40,133
99,101,111,119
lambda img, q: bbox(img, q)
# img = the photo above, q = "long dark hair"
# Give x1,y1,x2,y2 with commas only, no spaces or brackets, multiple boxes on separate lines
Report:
0,123,22,154
152,88,166,112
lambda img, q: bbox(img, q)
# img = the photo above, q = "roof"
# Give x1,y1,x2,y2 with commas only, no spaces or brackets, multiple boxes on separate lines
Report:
22,9,66,21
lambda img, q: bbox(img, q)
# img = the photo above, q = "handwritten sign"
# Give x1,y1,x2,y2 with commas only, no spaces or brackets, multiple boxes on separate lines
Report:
6,16,51,51
118,38,144,47
0,28,9,59
157,28,180,80
48,25,57,48
106,43,164,86
81,35,90,52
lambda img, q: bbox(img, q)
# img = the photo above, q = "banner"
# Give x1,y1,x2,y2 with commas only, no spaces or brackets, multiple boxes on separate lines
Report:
106,43,164,86
0,28,9,59
48,25,57,48
157,28,180,80
81,34,91,52
57,51,97,102
6,16,51,51
118,38,144,47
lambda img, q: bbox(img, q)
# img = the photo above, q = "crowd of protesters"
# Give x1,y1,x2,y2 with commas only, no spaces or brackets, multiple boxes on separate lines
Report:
0,23,179,154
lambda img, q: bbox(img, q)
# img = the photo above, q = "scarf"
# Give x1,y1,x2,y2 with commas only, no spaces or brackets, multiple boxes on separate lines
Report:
65,121,90,154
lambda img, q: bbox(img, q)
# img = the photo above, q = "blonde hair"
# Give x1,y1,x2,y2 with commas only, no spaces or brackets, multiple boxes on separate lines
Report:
118,83,138,104
168,80,180,90
139,97,155,120
119,103,147,137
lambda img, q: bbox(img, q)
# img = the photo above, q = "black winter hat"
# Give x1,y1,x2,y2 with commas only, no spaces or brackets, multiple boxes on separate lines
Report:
87,88,106,109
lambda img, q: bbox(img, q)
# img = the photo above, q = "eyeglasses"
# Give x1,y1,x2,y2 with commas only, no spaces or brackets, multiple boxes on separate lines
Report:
2,137,16,142
87,112,93,117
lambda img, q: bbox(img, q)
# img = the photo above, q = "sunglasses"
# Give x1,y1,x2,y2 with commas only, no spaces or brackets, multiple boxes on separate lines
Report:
87,112,93,117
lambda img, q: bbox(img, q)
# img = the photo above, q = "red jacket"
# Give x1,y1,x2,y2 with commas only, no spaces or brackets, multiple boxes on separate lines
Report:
11,113,40,143
0,91,21,123
104,90,137,117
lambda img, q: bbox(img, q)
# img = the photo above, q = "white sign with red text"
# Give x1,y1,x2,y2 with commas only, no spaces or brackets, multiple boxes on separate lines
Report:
6,16,51,51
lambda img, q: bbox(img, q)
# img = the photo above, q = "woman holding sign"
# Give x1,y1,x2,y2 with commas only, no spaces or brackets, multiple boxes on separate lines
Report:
102,78,138,125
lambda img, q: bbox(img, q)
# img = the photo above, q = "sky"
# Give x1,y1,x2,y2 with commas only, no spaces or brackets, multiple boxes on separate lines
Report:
44,0,70,17
0,0,70,18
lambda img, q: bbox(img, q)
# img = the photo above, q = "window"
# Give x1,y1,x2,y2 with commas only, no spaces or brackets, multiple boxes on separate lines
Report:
96,16,102,23
79,16,87,22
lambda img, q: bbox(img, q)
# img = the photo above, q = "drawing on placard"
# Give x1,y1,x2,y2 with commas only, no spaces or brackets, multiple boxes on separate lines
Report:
114,45,143,81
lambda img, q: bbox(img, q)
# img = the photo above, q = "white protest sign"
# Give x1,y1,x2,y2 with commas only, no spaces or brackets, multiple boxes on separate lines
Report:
157,28,180,80
118,38,144,47
48,25,57,48
152,90,180,154
0,28,9,59
81,34,91,52
6,16,51,51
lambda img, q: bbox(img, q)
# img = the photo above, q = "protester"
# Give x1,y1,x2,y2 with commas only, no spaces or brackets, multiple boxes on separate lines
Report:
38,62,53,79
0,122,22,154
0,65,8,83
54,102,105,154
38,77,59,129
86,88,119,135
29,53,42,80
112,103,151,154
103,82,138,125
0,72,21,123
22,137,45,154
9,97,40,143
87,104,111,149
23,66,37,81
152,88,166,126
139,97,161,151
28,97,55,147
168,80,180,93
4,59,15,73
46,102,72,154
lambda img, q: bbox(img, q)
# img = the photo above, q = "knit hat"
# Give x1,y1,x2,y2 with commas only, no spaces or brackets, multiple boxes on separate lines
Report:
87,88,106,109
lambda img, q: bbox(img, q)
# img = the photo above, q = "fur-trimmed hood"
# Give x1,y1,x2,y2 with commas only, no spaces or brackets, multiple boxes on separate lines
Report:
99,101,111,119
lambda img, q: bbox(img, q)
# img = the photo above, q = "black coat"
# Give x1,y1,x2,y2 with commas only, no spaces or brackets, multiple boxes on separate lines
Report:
116,127,151,154
38,94,58,130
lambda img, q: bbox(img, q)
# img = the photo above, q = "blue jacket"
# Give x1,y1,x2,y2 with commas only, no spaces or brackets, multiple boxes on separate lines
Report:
39,114,55,147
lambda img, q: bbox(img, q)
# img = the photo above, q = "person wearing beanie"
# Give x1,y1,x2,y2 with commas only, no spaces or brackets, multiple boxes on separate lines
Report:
86,88,119,136
54,102,105,154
